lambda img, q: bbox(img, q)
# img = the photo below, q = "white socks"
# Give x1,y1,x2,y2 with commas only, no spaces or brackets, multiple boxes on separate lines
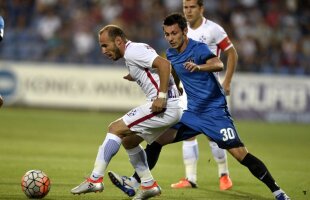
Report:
126,145,154,187
91,133,122,180
182,139,230,184
209,141,229,177
183,140,199,183
90,133,154,187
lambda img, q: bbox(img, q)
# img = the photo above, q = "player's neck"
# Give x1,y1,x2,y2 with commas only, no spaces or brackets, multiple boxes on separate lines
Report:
189,16,203,30
121,39,130,56
177,37,189,53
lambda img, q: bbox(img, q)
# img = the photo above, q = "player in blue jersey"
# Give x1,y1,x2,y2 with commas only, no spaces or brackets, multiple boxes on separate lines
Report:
164,13,289,200
108,13,290,200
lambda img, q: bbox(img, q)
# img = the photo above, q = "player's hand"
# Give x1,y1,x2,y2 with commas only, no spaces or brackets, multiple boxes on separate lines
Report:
151,98,167,113
184,61,200,72
123,74,135,81
221,80,231,96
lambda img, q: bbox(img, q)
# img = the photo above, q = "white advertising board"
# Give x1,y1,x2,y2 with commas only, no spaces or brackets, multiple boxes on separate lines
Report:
1,62,309,122
0,62,145,110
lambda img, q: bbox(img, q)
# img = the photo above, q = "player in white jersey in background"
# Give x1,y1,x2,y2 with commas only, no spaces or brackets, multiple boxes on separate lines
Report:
71,24,183,200
170,0,238,190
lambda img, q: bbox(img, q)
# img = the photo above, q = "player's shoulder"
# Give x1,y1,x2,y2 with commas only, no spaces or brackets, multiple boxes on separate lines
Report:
190,38,208,48
188,39,210,54
125,42,157,59
204,18,225,32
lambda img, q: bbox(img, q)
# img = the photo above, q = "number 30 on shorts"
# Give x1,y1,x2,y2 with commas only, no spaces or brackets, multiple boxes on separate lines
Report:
220,128,235,141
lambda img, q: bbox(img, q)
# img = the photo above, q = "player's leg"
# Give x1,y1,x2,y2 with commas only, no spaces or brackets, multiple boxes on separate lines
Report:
228,147,290,200
181,109,290,199
209,140,233,190
109,101,182,199
132,123,197,185
108,128,179,197
108,141,164,197
108,123,198,197
71,118,131,194
171,136,198,189
125,141,161,200
130,140,163,184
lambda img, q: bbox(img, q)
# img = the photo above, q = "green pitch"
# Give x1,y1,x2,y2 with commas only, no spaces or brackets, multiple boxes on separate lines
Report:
0,107,309,200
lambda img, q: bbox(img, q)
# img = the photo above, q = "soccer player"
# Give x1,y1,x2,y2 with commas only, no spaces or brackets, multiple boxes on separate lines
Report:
0,15,4,41
0,15,4,107
71,24,183,200
170,0,238,190
108,0,235,193
109,14,290,200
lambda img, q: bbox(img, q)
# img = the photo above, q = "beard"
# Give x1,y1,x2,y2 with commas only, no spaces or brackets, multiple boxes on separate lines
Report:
113,44,122,61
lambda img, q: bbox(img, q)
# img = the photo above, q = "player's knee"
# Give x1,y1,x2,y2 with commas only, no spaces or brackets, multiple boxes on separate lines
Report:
108,120,125,136
108,121,118,133
228,146,248,162
155,128,177,145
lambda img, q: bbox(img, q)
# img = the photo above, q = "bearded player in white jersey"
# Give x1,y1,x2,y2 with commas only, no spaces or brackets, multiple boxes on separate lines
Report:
169,0,238,190
71,25,182,200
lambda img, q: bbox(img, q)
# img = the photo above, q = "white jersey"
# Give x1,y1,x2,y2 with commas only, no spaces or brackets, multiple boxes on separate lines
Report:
123,41,182,144
124,41,179,101
187,17,233,56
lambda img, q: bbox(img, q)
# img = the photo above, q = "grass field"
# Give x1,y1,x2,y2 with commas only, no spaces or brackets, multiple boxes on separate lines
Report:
0,107,309,200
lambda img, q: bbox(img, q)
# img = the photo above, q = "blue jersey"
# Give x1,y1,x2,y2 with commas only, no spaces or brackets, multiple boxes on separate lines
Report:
167,39,243,149
166,39,227,113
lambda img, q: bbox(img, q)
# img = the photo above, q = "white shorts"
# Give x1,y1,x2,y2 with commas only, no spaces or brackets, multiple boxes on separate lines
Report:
122,98,183,144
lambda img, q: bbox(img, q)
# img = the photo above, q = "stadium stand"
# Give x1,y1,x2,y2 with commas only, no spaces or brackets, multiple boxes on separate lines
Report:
0,0,309,75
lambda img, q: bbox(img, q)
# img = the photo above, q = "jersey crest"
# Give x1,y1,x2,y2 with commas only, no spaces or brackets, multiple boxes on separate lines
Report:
127,109,137,117
198,35,207,43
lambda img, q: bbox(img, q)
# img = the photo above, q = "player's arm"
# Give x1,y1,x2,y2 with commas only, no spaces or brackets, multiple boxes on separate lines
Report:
151,56,171,112
184,56,223,72
222,46,238,95
171,67,183,95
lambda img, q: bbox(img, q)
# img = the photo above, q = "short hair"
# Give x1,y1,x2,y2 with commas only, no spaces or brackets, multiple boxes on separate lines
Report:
163,13,187,31
184,0,204,7
98,25,127,41
197,0,204,7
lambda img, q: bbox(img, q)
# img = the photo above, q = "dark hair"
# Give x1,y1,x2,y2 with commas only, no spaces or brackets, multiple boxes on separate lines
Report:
99,25,127,41
184,0,204,7
163,13,187,31
197,0,204,7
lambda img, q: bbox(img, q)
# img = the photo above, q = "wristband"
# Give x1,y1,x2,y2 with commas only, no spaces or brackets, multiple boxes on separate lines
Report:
158,92,167,99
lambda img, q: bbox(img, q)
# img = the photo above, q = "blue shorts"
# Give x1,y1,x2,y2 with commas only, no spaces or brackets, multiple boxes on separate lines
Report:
171,108,244,149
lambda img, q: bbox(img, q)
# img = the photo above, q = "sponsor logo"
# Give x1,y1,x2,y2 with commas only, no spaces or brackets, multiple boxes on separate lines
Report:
127,109,137,117
0,69,17,99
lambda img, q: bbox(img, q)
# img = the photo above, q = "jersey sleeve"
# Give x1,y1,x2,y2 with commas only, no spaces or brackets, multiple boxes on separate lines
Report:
212,23,233,52
126,44,158,69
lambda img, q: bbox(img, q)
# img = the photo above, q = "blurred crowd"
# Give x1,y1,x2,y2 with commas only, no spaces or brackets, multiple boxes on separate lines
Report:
0,0,309,75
